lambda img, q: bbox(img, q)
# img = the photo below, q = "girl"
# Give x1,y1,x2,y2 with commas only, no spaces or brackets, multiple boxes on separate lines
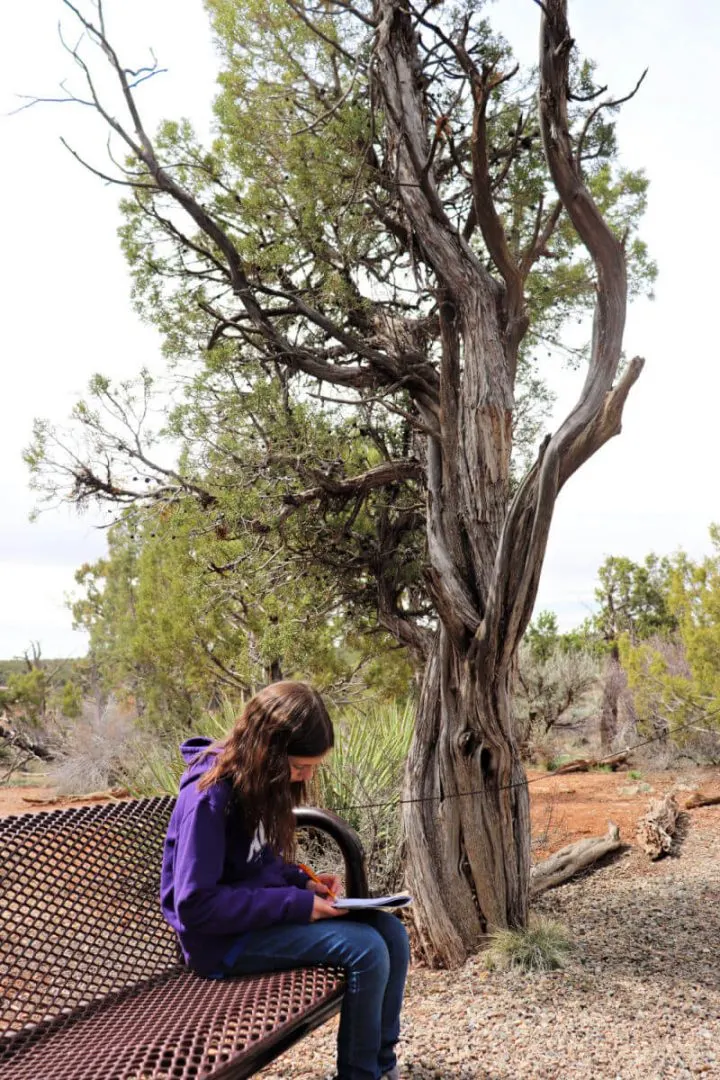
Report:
161,680,409,1080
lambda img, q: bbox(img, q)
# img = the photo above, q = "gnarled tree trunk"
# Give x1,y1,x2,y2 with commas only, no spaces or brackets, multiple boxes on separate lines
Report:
404,632,530,966
374,0,644,965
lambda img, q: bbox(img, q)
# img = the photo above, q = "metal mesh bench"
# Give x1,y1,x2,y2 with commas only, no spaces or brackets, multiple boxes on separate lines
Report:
0,796,368,1079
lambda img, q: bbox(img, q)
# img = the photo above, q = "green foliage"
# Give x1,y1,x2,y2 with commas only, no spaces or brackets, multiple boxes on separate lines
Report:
72,502,413,731
484,917,573,973
0,659,33,683
59,680,83,720
593,554,677,646
559,618,606,657
525,611,561,664
668,525,720,699
525,611,605,660
0,650,86,729
546,753,574,771
619,528,720,753
0,668,50,724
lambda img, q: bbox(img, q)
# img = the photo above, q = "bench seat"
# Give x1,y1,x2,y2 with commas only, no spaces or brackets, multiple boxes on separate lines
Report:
0,796,366,1080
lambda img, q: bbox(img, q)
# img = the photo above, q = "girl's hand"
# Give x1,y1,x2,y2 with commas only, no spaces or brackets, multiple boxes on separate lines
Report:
306,873,343,899
310,895,348,920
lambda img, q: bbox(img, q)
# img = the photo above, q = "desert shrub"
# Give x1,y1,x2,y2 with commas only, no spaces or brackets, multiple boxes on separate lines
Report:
49,698,139,794
621,633,720,765
515,643,602,755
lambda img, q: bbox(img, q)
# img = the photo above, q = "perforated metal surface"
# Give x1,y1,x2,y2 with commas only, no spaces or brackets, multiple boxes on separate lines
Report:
1,797,179,1033
0,798,345,1079
1,966,344,1080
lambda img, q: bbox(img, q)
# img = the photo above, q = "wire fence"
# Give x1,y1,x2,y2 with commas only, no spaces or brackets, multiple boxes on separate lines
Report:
324,705,720,815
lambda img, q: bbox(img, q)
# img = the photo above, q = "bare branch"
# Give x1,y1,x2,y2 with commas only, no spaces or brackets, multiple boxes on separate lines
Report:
476,0,643,671
59,137,154,188
323,0,377,28
280,459,423,518
469,67,528,375
575,68,648,170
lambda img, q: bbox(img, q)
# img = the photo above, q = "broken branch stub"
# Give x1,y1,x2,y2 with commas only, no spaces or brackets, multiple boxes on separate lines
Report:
635,793,680,859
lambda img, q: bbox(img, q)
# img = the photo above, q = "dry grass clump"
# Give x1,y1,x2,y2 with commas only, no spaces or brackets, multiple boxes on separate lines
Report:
484,916,573,973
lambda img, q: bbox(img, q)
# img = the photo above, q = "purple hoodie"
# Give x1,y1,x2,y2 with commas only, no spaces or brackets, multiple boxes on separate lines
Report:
160,737,315,977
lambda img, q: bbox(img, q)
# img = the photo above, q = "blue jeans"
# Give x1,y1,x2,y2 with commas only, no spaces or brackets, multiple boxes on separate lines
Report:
221,911,410,1080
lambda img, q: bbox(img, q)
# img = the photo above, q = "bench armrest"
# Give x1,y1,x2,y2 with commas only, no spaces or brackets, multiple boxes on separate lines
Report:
293,807,369,899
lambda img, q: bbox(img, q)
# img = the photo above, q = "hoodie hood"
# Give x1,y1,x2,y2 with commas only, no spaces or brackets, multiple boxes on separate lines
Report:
178,737,219,789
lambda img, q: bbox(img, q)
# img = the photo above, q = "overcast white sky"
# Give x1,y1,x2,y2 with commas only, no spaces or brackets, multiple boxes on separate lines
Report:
1,0,718,659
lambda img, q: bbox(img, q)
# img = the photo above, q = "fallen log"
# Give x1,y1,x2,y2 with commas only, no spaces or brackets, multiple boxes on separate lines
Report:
684,791,720,810
531,822,622,895
636,793,680,859
21,787,130,806
553,750,630,775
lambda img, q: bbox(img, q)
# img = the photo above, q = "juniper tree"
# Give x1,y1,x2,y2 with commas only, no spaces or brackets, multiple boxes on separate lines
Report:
26,0,654,964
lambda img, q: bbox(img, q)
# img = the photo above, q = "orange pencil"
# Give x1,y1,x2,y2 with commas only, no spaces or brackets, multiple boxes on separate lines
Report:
297,862,338,902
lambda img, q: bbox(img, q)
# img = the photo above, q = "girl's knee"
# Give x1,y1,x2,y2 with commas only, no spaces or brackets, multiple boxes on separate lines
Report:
393,918,410,963
372,912,411,961
348,925,391,979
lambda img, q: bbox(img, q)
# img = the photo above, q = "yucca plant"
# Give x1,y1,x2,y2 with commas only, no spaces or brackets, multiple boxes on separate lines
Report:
127,695,414,895
316,701,413,822
310,700,414,895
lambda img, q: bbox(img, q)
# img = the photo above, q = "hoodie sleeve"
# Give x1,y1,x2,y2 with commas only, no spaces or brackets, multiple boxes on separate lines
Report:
280,862,311,890
249,847,309,890
173,792,315,935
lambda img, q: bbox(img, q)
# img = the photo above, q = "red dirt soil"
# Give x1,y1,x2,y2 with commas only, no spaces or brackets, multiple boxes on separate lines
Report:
527,766,720,855
1,769,719,854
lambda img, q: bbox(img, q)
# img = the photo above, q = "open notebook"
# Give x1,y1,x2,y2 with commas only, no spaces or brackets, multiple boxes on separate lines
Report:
333,894,412,910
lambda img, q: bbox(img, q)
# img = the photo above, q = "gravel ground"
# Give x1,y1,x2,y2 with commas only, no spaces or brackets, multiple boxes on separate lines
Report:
259,809,720,1080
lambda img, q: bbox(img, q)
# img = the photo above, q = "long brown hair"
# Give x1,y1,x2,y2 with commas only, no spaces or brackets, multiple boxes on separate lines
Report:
197,681,334,858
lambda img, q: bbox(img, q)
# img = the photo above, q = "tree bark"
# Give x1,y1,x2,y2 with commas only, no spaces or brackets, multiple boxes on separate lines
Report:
684,791,720,810
403,631,530,967
0,719,54,762
374,0,643,965
553,750,630,775
599,647,622,750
